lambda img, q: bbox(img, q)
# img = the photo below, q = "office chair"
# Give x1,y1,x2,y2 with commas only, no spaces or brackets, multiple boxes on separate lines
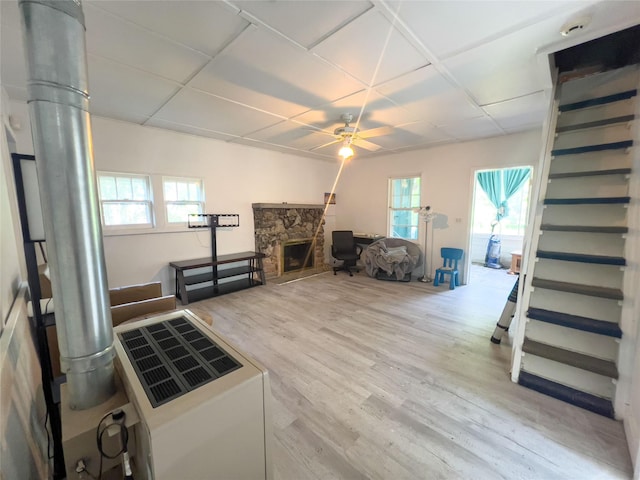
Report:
331,230,363,276
434,247,463,290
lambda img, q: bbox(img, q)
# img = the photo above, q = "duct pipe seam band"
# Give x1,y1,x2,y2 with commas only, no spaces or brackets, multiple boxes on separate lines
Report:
61,343,116,374
28,82,89,111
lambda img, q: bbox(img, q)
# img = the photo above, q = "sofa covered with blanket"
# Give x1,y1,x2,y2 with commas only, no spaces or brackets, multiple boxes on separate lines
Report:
363,238,422,281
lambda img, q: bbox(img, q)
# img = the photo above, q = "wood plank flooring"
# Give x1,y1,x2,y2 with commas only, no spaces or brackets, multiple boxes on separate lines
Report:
188,266,632,479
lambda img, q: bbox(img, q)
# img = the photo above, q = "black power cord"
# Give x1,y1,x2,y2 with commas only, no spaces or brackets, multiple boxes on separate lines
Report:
95,409,134,480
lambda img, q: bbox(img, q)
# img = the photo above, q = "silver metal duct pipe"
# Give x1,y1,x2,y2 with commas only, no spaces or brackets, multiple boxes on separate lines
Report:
19,0,115,409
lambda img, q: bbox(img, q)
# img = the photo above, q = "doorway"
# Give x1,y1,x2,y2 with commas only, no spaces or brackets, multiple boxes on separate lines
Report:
467,166,533,282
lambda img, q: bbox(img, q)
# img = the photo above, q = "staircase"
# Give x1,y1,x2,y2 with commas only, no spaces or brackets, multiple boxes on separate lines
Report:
514,65,639,418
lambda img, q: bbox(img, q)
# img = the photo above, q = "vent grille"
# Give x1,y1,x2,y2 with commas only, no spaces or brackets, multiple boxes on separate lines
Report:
119,317,242,407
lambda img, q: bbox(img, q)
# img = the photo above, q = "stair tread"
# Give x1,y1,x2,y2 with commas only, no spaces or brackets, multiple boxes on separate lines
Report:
536,250,626,266
540,224,628,233
544,196,630,205
559,89,637,112
551,140,633,156
518,371,614,418
556,114,635,133
527,307,622,338
548,168,632,179
531,278,623,300
523,338,618,378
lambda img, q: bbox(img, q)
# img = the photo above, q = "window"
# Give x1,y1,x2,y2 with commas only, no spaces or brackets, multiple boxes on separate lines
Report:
97,172,153,228
388,176,421,240
163,177,204,224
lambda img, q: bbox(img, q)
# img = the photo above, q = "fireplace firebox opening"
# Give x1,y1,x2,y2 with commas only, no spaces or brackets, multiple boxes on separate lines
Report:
282,239,315,274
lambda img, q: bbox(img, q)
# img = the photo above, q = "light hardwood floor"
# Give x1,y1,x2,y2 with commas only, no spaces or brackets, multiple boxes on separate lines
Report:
189,266,632,479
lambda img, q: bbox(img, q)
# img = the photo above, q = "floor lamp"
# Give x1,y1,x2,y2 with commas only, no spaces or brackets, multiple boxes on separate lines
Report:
415,206,435,283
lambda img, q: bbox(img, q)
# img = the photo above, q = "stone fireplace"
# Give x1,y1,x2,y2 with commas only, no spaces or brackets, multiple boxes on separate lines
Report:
252,203,325,279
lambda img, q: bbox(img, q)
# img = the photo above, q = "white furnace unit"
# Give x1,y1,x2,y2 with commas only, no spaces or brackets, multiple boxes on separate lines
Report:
112,309,273,479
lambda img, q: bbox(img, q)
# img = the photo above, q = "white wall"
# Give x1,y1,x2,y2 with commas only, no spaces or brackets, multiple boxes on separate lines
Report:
335,130,541,282
1,92,25,327
10,101,340,293
1,92,49,478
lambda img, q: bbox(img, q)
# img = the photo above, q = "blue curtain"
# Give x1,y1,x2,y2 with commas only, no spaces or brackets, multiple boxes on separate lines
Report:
477,167,531,221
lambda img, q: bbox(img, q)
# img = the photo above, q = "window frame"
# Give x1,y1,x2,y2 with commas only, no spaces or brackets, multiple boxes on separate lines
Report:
388,175,421,241
162,176,205,225
97,171,154,231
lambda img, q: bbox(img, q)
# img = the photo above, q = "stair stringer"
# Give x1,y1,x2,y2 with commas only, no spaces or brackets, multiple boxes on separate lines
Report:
618,68,640,452
510,69,560,381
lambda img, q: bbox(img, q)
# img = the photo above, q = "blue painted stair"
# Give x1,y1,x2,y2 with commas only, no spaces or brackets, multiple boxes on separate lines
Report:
518,371,614,418
527,307,622,338
551,140,633,156
559,89,637,112
548,168,632,179
543,196,630,205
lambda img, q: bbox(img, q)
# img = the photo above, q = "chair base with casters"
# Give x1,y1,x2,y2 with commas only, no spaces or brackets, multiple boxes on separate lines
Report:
434,247,463,290
331,230,363,277
333,258,360,276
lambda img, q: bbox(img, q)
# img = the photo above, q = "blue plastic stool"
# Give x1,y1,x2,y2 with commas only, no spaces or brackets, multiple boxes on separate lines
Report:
434,248,463,290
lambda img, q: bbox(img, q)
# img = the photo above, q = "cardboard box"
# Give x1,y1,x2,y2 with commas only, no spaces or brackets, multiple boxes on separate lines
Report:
46,282,181,378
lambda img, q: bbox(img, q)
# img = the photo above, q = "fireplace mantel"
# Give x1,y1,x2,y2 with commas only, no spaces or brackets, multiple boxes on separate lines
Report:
252,203,324,210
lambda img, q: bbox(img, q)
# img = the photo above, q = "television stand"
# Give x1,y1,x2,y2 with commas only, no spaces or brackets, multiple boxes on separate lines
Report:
170,251,266,305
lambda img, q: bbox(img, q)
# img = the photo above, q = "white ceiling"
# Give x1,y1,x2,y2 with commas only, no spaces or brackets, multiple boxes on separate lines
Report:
1,0,639,161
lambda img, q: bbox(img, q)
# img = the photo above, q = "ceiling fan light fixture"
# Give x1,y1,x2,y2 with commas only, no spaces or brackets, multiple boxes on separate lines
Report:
338,143,354,160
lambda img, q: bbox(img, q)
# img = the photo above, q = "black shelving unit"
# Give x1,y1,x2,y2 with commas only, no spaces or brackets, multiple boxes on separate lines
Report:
12,153,66,480
170,214,266,304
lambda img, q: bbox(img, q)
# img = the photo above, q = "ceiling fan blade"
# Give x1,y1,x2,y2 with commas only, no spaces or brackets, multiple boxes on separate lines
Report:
353,137,382,151
310,138,341,151
358,125,394,139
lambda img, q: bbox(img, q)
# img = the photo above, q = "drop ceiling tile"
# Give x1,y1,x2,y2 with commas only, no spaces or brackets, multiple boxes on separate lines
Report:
438,116,504,140
87,55,179,119
455,57,546,106
232,0,373,48
246,121,337,150
144,118,238,142
482,91,548,131
371,122,453,149
292,89,412,132
393,0,579,58
83,4,210,83
441,16,569,106
228,136,332,160
87,1,248,56
189,26,364,118
376,65,483,125
152,88,283,136
313,9,428,85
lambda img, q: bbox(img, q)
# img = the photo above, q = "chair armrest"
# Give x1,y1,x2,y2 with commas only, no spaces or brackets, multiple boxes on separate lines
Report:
356,244,363,257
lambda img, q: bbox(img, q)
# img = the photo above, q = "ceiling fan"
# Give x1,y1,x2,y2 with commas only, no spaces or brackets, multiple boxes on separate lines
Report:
312,113,394,159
